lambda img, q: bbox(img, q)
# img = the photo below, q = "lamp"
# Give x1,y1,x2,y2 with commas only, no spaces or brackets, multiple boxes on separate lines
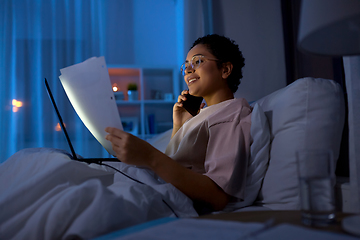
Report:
298,0,360,235
298,0,360,56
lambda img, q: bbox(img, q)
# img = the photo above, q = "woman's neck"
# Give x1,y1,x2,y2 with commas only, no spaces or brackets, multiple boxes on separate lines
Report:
203,88,234,106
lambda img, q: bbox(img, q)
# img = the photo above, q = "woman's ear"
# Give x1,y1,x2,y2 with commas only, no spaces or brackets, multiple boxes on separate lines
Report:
222,62,233,79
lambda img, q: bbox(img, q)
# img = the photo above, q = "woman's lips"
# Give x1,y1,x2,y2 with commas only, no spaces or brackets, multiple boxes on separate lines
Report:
187,77,198,85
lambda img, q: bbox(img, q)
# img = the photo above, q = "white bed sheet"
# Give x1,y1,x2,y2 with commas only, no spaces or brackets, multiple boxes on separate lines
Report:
0,148,197,240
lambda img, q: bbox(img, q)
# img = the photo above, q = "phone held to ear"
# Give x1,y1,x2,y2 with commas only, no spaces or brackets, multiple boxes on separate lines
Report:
182,93,203,116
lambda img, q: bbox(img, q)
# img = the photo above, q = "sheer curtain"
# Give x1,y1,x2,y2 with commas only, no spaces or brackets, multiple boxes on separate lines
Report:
0,0,209,163
0,0,132,162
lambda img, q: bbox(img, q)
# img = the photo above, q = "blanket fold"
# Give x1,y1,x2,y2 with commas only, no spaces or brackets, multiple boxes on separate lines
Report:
0,148,197,240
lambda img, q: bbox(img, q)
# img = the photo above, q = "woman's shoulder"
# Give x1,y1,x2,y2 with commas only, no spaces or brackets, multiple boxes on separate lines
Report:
228,98,251,108
206,98,252,126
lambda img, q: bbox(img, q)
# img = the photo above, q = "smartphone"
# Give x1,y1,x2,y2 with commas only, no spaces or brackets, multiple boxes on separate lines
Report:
182,93,203,116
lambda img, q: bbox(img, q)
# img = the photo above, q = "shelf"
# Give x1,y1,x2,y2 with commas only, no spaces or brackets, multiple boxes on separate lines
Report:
143,100,176,104
115,100,142,105
115,100,176,105
108,66,180,138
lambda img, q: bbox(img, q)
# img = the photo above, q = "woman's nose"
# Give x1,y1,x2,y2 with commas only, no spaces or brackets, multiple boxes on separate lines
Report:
185,66,195,75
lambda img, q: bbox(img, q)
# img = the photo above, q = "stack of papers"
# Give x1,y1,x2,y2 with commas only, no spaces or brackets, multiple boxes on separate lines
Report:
59,57,123,156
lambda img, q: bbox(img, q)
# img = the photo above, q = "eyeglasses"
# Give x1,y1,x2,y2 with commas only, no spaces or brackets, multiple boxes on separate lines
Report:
180,55,219,76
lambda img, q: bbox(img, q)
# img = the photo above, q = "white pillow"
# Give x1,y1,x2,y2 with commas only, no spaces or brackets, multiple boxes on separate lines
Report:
253,77,345,210
224,103,270,211
147,129,172,153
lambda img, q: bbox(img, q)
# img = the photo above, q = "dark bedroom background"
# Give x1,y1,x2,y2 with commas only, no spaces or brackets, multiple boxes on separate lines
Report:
0,0,348,180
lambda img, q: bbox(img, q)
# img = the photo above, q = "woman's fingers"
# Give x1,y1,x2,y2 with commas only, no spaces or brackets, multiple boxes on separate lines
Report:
105,134,120,148
177,90,189,103
105,128,134,162
181,89,189,95
105,127,158,167
177,94,186,103
105,127,124,137
174,101,183,108
105,127,129,157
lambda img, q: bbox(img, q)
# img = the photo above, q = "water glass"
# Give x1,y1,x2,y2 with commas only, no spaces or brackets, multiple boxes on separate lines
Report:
296,149,336,226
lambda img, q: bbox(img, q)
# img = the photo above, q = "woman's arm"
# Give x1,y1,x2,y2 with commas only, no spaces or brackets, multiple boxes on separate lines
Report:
149,146,230,211
105,127,229,211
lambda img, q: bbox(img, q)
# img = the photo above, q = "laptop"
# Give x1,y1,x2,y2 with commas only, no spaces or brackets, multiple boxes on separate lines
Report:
44,78,119,164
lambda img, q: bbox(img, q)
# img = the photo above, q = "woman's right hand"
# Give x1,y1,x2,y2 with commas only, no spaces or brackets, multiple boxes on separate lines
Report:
172,90,193,130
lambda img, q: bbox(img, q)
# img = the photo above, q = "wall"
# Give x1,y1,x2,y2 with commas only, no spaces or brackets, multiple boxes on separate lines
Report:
103,0,136,64
133,0,178,67
212,0,287,101
90,0,178,67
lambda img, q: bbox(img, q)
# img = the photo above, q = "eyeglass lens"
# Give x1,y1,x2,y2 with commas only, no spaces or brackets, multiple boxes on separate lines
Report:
181,56,203,76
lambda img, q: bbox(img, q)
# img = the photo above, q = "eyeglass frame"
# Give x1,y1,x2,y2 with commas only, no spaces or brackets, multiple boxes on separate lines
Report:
180,55,219,76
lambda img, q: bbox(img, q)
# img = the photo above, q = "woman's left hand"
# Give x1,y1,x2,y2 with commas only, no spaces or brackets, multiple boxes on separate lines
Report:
105,127,157,167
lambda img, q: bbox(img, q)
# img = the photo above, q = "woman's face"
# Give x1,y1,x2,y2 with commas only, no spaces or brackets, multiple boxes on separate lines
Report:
184,44,227,98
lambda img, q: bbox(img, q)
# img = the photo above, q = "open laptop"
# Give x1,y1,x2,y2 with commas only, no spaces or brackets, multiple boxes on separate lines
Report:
44,78,119,164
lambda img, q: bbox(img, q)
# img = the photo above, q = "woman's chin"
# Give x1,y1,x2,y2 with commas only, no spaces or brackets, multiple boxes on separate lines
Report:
188,89,200,96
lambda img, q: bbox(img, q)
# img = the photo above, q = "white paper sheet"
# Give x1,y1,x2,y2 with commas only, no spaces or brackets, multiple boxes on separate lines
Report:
59,57,123,156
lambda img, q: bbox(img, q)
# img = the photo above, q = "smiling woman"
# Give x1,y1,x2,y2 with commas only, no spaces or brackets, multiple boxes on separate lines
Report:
105,34,251,213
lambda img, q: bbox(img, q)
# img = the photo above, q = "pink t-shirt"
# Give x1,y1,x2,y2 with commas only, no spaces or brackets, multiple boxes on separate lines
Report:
165,98,252,200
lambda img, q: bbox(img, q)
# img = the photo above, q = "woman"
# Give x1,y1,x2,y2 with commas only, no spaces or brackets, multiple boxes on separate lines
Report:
105,34,251,212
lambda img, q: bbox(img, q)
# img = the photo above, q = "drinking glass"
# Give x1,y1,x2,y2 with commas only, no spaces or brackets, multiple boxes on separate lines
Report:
296,149,336,226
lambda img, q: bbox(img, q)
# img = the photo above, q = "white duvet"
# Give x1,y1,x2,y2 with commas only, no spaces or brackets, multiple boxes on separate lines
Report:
0,148,198,240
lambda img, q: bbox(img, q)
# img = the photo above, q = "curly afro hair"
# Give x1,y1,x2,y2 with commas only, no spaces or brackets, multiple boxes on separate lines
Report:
190,34,245,93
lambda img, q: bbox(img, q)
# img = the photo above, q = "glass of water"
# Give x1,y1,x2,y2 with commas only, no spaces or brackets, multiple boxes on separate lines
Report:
296,149,336,226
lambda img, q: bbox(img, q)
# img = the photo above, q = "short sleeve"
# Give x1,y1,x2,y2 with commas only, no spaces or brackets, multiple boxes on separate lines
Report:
204,102,252,200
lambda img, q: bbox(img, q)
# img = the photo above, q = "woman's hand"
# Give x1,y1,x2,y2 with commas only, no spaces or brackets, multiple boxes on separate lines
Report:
173,90,192,128
172,90,205,137
105,127,159,167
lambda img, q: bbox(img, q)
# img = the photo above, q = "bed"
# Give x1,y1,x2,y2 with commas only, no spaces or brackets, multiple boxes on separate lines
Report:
0,77,345,239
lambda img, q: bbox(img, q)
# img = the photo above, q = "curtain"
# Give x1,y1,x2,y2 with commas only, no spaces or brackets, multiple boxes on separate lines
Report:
0,0,205,163
0,0,131,162
176,0,212,90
